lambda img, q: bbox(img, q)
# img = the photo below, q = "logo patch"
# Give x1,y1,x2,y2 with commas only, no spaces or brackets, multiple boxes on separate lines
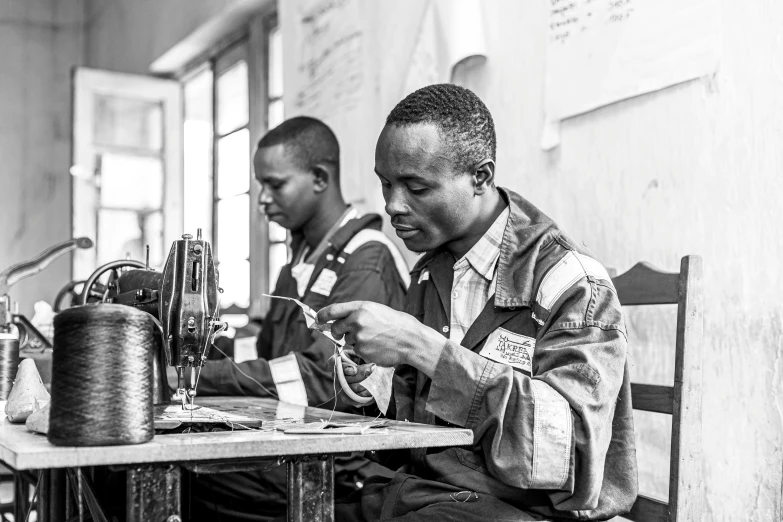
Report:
479,327,535,374
310,268,338,296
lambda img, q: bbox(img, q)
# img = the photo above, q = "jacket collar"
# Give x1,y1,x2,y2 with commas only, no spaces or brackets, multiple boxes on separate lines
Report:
411,187,560,309
457,205,509,281
290,212,384,257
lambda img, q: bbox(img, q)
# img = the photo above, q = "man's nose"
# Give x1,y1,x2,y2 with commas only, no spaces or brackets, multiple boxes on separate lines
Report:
258,187,273,208
384,187,408,217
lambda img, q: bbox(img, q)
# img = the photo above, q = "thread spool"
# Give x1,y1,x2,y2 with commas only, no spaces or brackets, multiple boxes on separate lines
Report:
0,333,20,401
49,304,155,446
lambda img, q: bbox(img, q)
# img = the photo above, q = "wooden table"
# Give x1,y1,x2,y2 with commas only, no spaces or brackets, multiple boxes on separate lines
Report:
0,397,473,521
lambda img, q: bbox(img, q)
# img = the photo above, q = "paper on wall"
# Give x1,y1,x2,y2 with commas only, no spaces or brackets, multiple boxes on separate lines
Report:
543,0,721,149
280,0,376,209
402,0,488,96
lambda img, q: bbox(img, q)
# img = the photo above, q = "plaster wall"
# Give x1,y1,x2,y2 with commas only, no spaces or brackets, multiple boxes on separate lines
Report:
0,0,84,316
368,1,783,519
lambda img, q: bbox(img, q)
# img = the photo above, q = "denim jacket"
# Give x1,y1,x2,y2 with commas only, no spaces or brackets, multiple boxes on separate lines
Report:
392,188,638,520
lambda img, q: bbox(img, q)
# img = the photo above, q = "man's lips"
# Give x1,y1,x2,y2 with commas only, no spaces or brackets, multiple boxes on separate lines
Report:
393,224,419,239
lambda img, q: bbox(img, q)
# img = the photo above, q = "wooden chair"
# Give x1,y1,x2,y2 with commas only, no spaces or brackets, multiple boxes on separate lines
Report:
611,256,704,522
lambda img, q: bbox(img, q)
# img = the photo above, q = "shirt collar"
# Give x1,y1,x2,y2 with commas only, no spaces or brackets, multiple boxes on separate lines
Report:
453,205,510,280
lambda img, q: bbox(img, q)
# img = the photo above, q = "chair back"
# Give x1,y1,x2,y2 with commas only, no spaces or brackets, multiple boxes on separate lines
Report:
612,256,703,522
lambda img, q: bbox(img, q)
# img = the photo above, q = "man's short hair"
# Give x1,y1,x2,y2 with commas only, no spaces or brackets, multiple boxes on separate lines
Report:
258,116,340,177
385,84,496,172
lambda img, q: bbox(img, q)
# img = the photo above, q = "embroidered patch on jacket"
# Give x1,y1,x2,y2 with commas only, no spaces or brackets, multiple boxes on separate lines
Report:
310,268,338,296
479,327,535,374
418,270,430,284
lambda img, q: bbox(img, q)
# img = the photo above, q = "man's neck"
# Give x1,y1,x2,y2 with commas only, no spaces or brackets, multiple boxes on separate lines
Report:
446,191,506,260
302,195,349,250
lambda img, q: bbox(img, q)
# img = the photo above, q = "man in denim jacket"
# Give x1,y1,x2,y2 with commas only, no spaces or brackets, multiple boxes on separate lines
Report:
319,84,638,521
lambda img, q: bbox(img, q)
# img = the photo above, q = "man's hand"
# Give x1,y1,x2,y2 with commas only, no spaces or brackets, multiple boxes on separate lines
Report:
318,301,446,377
342,361,375,404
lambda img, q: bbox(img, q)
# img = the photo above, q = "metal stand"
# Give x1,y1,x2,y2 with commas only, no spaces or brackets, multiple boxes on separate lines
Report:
127,464,181,522
36,469,66,522
12,471,31,522
287,455,334,522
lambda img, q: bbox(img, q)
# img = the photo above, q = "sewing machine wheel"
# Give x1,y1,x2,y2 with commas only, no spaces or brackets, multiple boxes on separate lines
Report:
79,260,147,306
53,280,106,311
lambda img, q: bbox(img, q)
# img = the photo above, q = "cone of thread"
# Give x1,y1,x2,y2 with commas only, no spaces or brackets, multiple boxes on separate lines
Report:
49,304,154,446
0,333,20,401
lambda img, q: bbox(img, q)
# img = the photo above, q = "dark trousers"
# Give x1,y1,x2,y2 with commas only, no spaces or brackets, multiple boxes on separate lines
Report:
188,455,395,522
334,473,546,522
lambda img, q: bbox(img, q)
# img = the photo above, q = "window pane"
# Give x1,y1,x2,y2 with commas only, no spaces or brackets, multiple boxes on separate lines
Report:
268,99,284,130
217,61,249,135
185,67,213,122
93,95,162,151
268,221,287,243
184,67,214,242
100,154,163,209
142,210,164,268
97,209,144,264
217,193,249,261
268,25,284,99
184,120,213,241
219,259,250,309
268,243,288,292
217,129,250,199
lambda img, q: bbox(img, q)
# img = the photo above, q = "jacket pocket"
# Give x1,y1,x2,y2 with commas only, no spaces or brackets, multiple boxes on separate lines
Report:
452,447,493,478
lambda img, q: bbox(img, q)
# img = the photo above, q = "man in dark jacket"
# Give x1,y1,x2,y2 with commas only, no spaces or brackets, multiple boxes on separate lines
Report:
190,116,408,521
319,85,638,521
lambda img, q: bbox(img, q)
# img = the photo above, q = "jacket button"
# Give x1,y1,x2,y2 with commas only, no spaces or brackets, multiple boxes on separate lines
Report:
509,306,517,310
442,326,450,333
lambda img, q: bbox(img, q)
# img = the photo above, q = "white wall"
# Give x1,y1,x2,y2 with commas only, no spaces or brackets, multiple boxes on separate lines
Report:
363,1,782,519
0,0,84,316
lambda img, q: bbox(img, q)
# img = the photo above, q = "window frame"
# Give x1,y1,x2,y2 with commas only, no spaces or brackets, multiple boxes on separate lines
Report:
179,12,280,318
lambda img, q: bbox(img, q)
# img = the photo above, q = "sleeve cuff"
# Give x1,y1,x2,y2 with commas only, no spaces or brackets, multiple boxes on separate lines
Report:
425,340,499,428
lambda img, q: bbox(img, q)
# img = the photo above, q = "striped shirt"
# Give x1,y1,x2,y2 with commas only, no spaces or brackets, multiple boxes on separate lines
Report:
449,206,510,346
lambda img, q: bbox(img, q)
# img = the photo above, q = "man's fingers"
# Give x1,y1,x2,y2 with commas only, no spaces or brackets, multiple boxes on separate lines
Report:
343,363,375,384
317,301,364,324
330,318,353,340
350,383,372,398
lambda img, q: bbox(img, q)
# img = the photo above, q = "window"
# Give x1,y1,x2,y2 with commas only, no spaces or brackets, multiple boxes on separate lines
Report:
72,68,181,280
265,23,288,293
182,14,285,318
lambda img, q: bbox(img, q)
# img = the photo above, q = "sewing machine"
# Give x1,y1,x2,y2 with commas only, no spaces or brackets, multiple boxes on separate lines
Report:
82,230,224,410
0,237,94,348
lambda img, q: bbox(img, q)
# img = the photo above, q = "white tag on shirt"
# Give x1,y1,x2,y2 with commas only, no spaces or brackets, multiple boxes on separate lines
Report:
291,263,315,298
310,268,338,296
479,327,535,374
233,336,258,364
418,270,430,284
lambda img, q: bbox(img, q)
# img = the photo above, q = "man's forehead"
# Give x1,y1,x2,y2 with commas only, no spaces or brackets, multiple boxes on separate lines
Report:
379,122,443,153
376,123,449,171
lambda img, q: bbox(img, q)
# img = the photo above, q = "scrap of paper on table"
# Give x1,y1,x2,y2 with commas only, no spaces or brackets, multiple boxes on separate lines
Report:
263,294,394,414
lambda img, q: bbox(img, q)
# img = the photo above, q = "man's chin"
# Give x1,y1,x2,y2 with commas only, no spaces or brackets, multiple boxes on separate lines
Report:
267,214,291,228
400,236,434,253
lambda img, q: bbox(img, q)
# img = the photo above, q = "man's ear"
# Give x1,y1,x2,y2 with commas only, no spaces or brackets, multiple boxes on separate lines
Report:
472,159,496,195
311,163,332,194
